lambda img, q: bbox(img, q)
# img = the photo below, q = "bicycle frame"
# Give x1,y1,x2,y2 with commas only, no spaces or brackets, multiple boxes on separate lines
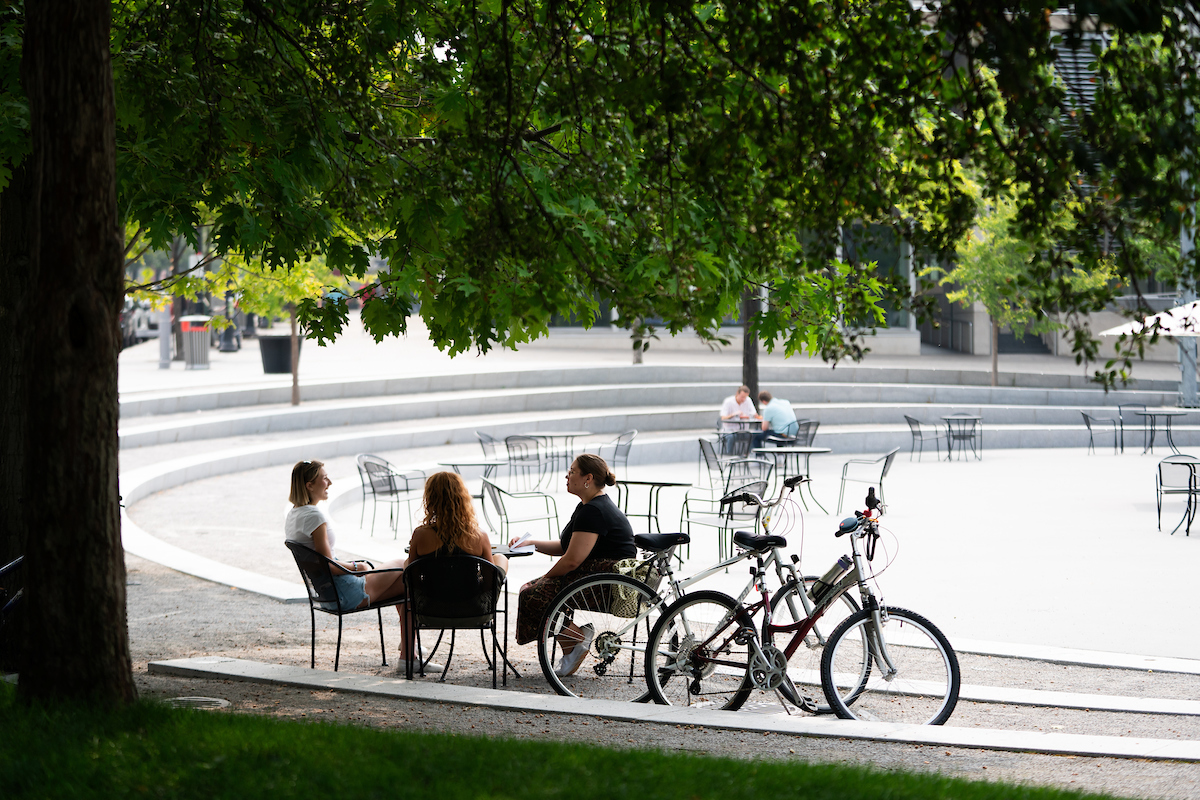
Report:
665,511,899,697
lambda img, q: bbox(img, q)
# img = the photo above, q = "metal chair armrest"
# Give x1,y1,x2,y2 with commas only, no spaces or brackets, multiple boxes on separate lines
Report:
357,565,404,577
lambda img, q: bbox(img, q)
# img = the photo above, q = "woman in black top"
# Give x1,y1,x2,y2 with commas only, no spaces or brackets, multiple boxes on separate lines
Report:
511,453,635,676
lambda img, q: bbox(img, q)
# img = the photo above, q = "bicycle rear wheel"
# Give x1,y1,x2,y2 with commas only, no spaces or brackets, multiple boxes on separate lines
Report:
820,606,961,725
771,577,860,713
645,590,754,711
538,574,661,702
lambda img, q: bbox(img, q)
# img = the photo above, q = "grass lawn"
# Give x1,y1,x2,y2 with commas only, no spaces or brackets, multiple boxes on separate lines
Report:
0,683,1120,800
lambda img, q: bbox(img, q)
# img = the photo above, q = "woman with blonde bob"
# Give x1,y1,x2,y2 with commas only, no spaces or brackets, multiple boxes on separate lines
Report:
284,459,407,612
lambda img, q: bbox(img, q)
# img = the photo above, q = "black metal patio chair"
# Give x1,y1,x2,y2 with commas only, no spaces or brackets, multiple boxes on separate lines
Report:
285,541,414,672
404,554,518,687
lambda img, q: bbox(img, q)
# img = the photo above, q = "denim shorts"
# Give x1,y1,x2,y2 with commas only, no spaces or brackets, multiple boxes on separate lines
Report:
324,573,369,611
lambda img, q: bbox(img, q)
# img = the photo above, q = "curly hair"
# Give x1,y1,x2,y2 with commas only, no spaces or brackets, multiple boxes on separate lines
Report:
420,471,479,553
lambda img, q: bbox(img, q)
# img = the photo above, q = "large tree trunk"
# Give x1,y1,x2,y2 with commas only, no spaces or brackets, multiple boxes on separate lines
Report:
19,0,136,704
741,286,759,404
0,163,33,671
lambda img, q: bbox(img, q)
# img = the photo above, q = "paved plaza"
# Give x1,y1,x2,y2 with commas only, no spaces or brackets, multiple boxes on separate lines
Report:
116,317,1200,796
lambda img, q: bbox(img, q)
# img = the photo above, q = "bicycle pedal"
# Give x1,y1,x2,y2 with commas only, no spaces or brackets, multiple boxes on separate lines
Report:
796,695,819,713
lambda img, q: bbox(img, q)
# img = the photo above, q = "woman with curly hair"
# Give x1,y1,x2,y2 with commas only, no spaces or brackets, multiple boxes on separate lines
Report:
407,471,508,573
403,471,507,671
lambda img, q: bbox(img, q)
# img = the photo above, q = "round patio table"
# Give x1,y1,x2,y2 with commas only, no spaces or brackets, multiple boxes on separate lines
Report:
1136,410,1191,455
614,479,692,534
942,414,983,461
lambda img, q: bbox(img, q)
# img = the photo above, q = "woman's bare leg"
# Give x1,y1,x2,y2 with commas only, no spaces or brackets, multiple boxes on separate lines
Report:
363,557,406,601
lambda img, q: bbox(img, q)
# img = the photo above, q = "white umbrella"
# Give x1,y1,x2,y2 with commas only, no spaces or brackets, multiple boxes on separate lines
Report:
1099,301,1200,337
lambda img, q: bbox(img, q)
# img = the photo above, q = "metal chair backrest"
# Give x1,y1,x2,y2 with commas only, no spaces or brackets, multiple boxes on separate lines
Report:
355,454,374,498
480,478,507,521
946,414,978,436
361,458,399,496
505,435,542,463
725,458,773,490
879,447,900,479
722,480,770,520
477,431,500,458
285,541,341,609
796,420,819,446
406,555,503,629
1159,455,1200,491
0,556,24,640
698,439,726,487
610,430,637,459
721,430,754,458
904,415,923,435
1118,403,1146,422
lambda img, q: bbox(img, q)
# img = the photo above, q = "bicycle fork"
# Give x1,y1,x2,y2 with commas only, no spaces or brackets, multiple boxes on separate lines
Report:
845,541,900,682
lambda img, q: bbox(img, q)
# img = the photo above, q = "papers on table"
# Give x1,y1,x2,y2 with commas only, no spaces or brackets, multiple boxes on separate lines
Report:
506,532,537,554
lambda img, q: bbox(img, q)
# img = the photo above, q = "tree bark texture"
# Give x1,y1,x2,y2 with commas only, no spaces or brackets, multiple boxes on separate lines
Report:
991,317,999,388
741,287,759,404
19,0,136,704
0,163,33,671
289,306,300,405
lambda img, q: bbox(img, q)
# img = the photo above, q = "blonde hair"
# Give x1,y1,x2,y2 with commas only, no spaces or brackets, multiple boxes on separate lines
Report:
421,471,479,553
289,460,325,506
574,454,617,486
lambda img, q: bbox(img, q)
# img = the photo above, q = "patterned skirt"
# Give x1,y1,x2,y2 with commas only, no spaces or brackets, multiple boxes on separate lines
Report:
514,558,620,645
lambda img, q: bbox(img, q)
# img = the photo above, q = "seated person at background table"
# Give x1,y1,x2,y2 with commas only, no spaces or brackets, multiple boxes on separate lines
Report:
757,391,798,446
404,471,508,671
720,385,760,431
285,459,409,629
510,454,635,676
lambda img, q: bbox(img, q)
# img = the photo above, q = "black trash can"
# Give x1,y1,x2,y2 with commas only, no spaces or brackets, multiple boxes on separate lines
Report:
259,334,299,374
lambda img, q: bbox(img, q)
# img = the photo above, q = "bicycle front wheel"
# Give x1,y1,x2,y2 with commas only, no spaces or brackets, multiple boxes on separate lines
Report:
771,577,860,713
820,606,960,725
538,574,662,702
645,590,754,711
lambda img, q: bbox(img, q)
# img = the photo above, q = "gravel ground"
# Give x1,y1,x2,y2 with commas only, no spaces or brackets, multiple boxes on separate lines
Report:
127,554,1200,800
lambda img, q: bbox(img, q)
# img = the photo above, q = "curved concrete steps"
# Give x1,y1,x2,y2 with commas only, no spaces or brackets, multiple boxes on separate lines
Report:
119,363,1179,417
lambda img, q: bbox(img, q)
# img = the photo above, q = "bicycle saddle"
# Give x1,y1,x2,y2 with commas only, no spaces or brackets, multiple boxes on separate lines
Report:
634,532,691,552
733,530,786,551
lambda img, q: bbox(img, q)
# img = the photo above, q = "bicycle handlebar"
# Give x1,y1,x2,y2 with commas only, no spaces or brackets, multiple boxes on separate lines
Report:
720,492,761,508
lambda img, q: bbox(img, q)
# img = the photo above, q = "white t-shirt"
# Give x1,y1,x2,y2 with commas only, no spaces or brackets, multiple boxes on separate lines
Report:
720,395,758,430
285,504,333,549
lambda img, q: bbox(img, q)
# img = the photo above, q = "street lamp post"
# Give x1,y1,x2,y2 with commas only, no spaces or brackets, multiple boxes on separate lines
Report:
219,289,239,352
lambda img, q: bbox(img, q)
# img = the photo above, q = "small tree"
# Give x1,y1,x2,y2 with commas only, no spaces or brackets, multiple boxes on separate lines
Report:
940,188,1047,385
941,184,1119,385
209,257,340,405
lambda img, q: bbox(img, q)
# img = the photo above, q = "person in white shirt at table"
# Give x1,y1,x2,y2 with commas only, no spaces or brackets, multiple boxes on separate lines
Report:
719,385,760,431
757,390,798,446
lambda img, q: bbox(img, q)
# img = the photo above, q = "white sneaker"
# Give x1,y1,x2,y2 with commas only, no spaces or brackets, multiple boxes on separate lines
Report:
555,624,595,677
404,657,445,675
